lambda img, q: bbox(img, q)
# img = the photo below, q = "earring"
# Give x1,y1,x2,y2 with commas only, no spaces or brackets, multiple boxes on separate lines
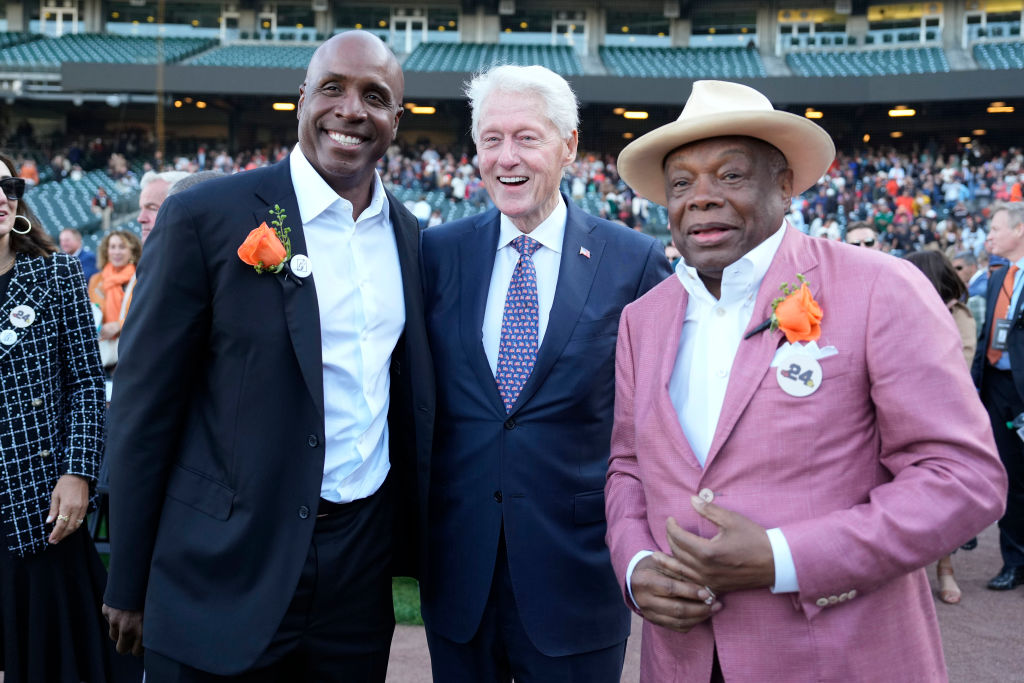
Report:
11,215,31,235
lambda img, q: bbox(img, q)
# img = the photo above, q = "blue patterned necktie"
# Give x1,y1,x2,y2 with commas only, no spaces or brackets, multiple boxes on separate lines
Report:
495,235,542,412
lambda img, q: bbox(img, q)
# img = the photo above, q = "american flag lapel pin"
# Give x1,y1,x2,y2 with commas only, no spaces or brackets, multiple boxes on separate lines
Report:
579,246,591,259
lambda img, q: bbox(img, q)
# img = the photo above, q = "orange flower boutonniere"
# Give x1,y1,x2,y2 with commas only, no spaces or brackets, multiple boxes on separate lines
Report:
770,275,823,343
237,205,292,274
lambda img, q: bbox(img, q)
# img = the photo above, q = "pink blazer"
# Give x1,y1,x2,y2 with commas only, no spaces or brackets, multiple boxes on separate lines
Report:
606,227,1006,682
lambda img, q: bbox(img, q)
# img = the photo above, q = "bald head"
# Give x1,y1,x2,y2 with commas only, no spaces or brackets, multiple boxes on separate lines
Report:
296,30,404,211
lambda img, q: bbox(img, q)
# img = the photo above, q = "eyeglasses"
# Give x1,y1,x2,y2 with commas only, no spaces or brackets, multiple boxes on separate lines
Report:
849,239,876,247
0,177,26,201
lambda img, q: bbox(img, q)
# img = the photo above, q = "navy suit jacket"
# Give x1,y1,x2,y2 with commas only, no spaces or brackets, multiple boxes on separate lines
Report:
968,269,988,299
972,264,1024,398
103,160,433,675
419,197,671,656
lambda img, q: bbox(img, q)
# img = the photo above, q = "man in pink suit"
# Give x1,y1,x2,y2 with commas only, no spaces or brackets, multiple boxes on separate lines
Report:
605,80,1007,682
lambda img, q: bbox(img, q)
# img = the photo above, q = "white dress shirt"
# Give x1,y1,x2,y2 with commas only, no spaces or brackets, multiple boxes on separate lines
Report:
625,223,799,606
482,196,566,374
289,145,405,503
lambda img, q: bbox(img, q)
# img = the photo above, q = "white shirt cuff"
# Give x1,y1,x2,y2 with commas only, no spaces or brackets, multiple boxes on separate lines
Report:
625,550,654,609
767,527,799,593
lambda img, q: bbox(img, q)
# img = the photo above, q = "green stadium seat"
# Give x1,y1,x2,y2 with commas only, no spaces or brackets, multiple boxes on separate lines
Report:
785,46,950,77
403,43,583,76
973,41,1024,70
185,44,318,68
0,34,217,70
599,46,766,79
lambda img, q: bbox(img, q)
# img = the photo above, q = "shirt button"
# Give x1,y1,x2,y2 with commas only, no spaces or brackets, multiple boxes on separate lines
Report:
828,595,839,605
716,369,728,378
715,308,726,317
307,434,319,448
697,488,714,503
815,597,829,607
31,398,42,407
504,418,516,430
298,506,310,519
493,491,503,503
848,589,857,599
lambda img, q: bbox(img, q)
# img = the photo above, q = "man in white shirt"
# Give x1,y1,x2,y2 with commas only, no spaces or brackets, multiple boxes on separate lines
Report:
606,80,1005,682
102,31,433,681
419,65,670,682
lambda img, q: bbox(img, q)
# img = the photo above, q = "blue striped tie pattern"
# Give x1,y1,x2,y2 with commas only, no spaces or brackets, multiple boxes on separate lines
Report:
495,235,542,412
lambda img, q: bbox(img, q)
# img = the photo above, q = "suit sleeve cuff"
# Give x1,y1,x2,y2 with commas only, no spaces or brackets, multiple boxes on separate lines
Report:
625,550,654,609
767,528,799,593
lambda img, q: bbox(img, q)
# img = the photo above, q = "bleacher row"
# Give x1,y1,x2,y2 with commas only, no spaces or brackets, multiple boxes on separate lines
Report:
2,32,1023,77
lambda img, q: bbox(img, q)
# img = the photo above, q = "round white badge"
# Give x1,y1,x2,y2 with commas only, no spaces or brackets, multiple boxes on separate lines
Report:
775,352,823,398
9,305,34,328
0,329,17,346
289,254,312,279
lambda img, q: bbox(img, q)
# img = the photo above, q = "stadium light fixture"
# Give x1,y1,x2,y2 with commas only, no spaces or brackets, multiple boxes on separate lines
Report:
972,129,987,136
862,134,871,143
623,111,649,120
889,131,903,138
273,103,296,112
888,106,915,118
987,103,1014,113
804,108,823,119
411,106,437,115
622,132,634,140
196,101,207,109
174,100,182,108
958,136,971,143
612,107,625,115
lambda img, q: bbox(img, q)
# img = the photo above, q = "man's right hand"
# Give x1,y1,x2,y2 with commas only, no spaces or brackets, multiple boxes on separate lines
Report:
101,604,144,656
630,554,721,633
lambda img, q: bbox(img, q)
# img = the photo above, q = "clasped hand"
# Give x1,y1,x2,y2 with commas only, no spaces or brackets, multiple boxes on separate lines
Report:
630,495,776,633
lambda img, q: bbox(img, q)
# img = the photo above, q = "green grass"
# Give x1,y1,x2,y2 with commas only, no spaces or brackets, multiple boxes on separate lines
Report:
392,576,423,626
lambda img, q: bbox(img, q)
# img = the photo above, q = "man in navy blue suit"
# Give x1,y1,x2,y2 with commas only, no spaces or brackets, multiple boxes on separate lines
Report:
419,65,671,682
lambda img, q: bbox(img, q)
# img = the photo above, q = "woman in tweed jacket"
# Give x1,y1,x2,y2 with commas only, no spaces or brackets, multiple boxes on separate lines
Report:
0,152,141,682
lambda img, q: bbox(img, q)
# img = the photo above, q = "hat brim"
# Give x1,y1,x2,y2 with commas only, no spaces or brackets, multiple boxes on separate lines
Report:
617,110,836,206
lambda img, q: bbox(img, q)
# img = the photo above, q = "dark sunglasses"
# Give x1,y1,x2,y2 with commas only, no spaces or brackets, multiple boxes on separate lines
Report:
0,177,26,201
850,239,876,247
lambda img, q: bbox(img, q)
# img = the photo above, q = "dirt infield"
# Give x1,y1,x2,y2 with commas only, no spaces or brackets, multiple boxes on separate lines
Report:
386,524,1018,682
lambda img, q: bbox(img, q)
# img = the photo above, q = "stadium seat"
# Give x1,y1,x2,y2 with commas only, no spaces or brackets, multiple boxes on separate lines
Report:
973,41,1024,70
785,47,950,77
0,34,216,70
599,46,766,79
185,44,318,68
403,43,583,76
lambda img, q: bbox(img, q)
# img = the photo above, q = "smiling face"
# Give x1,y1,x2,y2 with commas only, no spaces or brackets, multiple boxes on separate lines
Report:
297,31,403,203
476,90,577,233
664,136,792,297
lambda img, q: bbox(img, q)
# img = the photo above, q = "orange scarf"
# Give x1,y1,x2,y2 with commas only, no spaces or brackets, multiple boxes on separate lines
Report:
99,263,135,324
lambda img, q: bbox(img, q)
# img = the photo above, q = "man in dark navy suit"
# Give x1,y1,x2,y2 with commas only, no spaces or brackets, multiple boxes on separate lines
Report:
419,65,671,682
101,31,433,681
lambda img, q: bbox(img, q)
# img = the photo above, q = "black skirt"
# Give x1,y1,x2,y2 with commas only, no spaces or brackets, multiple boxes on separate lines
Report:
0,527,143,683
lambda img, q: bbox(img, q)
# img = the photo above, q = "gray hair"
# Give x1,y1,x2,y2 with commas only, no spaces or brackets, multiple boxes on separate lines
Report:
953,251,977,266
141,170,191,191
991,201,1024,230
168,170,226,197
465,65,578,144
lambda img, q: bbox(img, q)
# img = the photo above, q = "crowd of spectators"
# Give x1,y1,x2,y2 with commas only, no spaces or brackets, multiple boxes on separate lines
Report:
5,129,1023,259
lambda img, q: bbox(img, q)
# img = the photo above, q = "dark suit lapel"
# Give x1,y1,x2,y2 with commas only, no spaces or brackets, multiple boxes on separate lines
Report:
253,162,325,419
459,211,506,413
705,227,818,467
0,256,50,362
387,187,421,343
511,201,603,412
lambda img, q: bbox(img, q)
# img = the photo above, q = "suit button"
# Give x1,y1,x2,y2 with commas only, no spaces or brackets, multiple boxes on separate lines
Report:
493,491,502,503
504,418,516,430
815,597,829,607
38,449,51,458
298,506,310,519
31,398,42,407
828,595,839,605
697,488,714,503
307,434,319,448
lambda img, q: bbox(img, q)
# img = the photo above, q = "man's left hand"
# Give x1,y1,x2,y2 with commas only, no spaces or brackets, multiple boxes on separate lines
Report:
664,495,776,594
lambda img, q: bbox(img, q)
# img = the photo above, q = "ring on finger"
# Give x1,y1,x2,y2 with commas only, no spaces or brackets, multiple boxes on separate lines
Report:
703,586,716,605
56,514,70,522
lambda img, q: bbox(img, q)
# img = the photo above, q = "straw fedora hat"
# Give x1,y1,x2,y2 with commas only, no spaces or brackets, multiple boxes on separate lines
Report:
617,80,835,206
